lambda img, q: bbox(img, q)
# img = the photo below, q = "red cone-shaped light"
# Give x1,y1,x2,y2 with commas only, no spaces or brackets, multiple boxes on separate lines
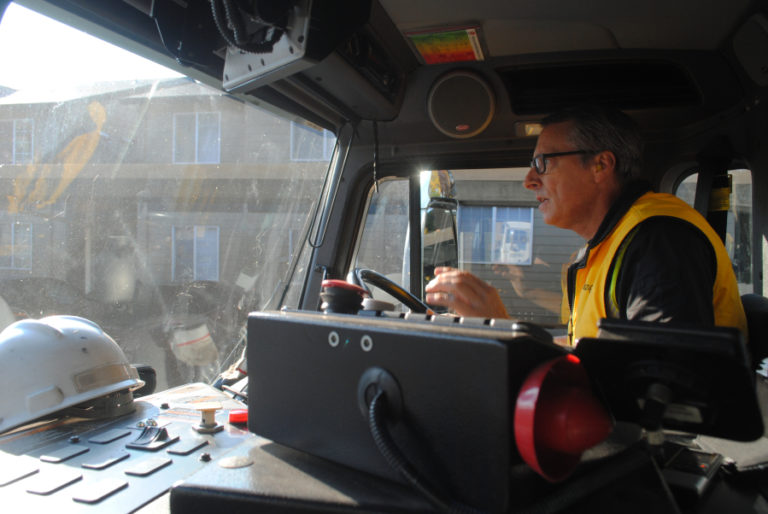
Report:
514,354,613,482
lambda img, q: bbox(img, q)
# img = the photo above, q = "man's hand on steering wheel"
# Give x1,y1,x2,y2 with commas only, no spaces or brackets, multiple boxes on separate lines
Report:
425,267,510,319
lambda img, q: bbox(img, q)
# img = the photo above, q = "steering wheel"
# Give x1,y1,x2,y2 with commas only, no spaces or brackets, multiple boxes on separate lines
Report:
347,268,431,314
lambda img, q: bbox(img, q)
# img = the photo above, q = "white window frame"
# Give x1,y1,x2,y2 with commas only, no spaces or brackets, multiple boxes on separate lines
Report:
0,221,33,270
171,225,220,281
172,112,221,164
1,118,34,164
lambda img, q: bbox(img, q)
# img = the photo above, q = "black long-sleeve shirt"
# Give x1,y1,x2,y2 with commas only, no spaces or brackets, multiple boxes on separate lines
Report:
571,181,717,327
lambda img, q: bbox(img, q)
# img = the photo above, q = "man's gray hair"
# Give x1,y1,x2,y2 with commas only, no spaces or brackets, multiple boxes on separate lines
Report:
541,104,643,182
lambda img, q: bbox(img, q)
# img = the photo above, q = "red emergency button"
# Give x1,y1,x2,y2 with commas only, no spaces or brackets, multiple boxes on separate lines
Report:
229,409,248,425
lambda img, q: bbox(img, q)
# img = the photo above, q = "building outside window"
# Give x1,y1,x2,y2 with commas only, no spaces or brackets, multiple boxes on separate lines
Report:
0,221,32,269
173,112,221,164
0,118,34,164
172,225,220,281
290,121,335,161
457,205,534,265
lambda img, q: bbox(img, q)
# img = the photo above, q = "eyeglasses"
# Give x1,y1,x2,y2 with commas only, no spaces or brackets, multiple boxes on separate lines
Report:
530,150,591,175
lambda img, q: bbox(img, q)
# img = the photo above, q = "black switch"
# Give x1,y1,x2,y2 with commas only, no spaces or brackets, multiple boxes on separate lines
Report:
126,426,179,451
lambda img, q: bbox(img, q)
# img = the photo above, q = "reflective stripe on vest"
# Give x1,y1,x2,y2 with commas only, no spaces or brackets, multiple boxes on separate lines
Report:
568,191,747,345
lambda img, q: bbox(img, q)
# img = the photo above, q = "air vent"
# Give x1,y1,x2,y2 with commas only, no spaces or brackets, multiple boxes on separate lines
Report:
500,61,701,115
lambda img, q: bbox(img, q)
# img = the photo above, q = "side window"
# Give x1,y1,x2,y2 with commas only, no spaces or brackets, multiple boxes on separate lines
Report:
675,169,753,293
450,169,582,325
353,179,410,287
352,170,584,326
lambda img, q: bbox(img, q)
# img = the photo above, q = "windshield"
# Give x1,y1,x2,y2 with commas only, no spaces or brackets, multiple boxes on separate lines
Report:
0,3,333,389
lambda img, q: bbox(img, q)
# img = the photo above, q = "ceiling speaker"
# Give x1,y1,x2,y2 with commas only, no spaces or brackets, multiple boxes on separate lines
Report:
427,70,495,139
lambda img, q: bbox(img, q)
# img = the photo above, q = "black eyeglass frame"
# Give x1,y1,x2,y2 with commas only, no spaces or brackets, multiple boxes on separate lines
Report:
530,150,593,175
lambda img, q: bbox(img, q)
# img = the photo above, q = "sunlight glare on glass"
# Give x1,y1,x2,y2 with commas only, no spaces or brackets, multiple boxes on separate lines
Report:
0,3,181,90
419,170,431,209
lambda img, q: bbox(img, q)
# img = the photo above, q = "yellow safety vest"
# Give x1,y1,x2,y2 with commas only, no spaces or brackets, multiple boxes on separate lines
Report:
567,192,747,345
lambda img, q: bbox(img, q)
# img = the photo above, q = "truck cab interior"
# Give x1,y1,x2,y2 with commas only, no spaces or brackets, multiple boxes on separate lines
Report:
1,0,768,512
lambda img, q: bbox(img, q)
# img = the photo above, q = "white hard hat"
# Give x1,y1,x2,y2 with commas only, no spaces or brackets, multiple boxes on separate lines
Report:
0,315,144,434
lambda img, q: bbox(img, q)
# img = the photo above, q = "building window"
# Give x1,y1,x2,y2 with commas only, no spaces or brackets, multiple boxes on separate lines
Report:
290,121,335,161
0,222,33,269
173,112,221,164
0,118,34,164
457,205,534,265
172,225,220,281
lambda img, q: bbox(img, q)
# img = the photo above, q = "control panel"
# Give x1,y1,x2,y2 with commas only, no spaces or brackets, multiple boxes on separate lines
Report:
0,383,252,512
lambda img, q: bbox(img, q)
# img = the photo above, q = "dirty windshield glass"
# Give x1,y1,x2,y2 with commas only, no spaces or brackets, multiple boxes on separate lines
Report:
0,4,332,389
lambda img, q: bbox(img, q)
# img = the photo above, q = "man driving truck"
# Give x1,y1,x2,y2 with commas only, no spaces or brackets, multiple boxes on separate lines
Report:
425,104,747,346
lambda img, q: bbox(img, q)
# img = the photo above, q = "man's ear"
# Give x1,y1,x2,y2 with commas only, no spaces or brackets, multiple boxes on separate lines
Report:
593,151,617,182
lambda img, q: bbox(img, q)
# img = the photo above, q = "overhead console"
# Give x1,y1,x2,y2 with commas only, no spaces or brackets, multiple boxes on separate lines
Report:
113,0,411,125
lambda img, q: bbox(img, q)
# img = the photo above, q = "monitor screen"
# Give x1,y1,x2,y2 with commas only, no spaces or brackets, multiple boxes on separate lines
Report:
574,318,762,441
